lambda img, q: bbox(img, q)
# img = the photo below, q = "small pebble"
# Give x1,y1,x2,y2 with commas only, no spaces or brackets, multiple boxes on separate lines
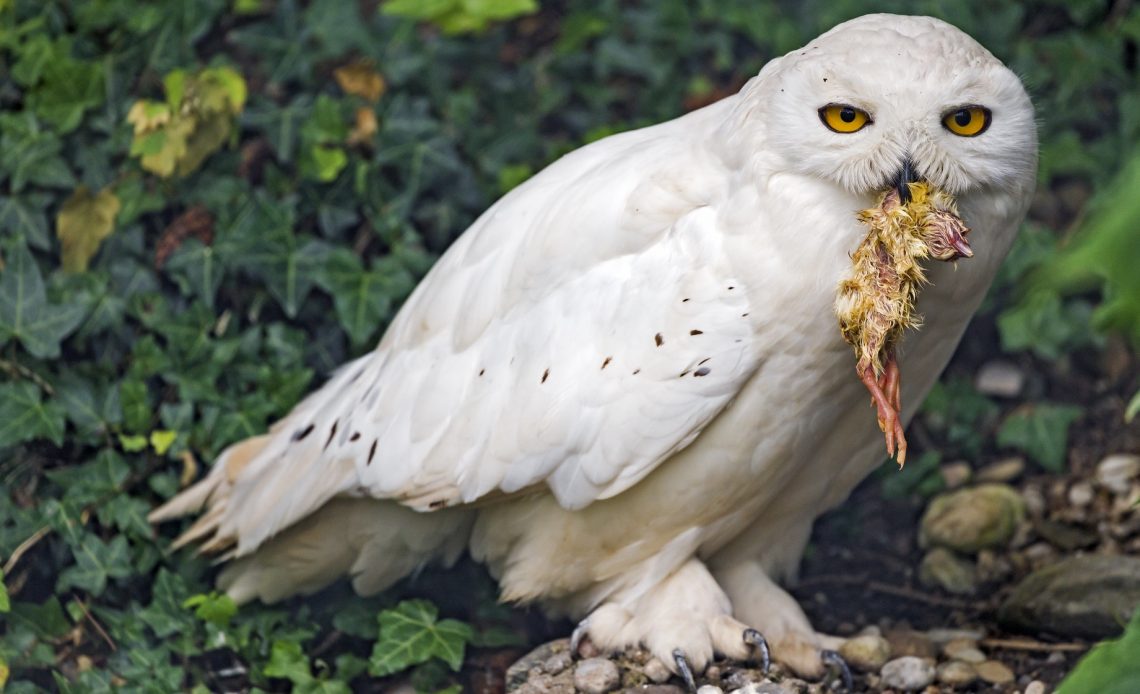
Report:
696,686,724,694
885,628,937,659
839,634,891,672
1024,680,1047,694
975,659,1015,685
1021,486,1047,517
1067,481,1094,507
1096,454,1140,495
974,360,1024,397
940,461,973,489
542,651,573,674
976,457,1025,483
643,657,671,684
919,547,978,595
573,657,620,694
936,660,977,687
880,656,936,691
941,638,978,658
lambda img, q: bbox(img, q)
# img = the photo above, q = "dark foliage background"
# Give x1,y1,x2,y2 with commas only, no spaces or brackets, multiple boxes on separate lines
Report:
0,0,1137,691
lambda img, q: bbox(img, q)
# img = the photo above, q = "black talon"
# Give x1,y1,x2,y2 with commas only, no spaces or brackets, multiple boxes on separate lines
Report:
820,649,854,692
569,618,589,657
672,648,698,693
742,628,771,674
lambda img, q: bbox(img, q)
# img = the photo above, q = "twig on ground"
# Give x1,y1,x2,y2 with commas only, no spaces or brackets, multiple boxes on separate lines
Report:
77,599,118,652
866,580,971,608
980,637,1088,653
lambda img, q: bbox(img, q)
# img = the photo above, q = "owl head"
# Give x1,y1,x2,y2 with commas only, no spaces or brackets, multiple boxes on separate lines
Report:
733,14,1037,200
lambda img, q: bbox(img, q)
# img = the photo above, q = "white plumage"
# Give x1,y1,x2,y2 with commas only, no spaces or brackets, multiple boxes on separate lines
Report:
151,14,1036,677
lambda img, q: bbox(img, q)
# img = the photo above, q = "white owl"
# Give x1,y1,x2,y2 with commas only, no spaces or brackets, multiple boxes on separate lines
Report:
151,13,1036,683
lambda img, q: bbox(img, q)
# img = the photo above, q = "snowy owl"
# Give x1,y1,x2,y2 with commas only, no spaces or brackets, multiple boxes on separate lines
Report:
151,13,1036,683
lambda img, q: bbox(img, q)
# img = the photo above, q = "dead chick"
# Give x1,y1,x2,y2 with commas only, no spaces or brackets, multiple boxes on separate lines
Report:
835,181,973,466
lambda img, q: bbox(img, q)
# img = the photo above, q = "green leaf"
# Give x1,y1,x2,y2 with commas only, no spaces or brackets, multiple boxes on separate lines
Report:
182,592,237,627
0,239,88,358
369,599,474,677
1127,389,1140,423
150,429,177,455
1057,611,1140,694
119,433,148,452
996,403,1083,472
264,640,314,685
0,381,66,447
0,569,9,613
57,534,133,596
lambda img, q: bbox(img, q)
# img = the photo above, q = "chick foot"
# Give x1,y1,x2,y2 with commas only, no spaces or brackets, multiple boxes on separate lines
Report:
821,649,855,692
858,364,907,466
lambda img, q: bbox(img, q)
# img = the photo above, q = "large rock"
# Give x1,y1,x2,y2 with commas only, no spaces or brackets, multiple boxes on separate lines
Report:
999,555,1140,639
920,484,1025,553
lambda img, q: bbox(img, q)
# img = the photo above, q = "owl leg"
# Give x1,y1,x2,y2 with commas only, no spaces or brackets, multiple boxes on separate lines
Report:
859,364,907,466
878,352,902,415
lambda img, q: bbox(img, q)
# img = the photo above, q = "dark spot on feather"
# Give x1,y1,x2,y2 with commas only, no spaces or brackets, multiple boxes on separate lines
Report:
479,369,485,376
349,367,365,383
694,367,711,377
541,368,550,383
679,369,691,377
690,329,703,336
728,286,735,290
602,356,612,369
367,440,378,465
742,313,749,317
429,498,448,509
350,432,361,442
292,424,315,442
654,333,664,346
699,357,711,365
633,368,641,375
682,298,690,303
324,420,339,450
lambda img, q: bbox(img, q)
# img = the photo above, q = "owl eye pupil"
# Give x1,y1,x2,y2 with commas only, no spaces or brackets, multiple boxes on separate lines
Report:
839,107,857,123
954,110,972,127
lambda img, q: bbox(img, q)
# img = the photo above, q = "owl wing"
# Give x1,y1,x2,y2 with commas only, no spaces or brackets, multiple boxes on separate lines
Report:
151,109,764,557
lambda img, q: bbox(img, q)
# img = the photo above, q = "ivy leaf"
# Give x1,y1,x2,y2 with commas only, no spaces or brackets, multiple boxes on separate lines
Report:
57,186,121,273
1057,611,1140,694
264,640,315,685
313,249,393,347
0,194,53,250
0,381,66,447
57,534,134,596
369,599,474,676
996,403,1083,472
0,239,88,358
182,592,237,627
150,429,177,455
0,568,9,613
0,113,75,192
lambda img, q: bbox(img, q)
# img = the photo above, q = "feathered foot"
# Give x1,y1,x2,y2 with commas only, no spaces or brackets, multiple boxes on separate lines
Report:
859,362,907,466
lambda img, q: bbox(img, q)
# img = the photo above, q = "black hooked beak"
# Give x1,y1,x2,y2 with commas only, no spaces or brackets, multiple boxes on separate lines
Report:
894,158,921,204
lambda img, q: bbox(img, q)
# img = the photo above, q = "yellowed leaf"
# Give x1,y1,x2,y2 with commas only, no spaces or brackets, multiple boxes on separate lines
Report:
56,186,121,273
179,450,199,488
127,100,171,134
348,106,379,146
334,62,386,102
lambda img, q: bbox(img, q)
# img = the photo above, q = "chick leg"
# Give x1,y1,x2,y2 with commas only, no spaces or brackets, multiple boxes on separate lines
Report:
858,365,907,466
877,352,902,417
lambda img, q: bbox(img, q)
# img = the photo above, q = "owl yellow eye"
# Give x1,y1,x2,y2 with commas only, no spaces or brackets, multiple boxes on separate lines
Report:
818,104,871,133
943,106,991,137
